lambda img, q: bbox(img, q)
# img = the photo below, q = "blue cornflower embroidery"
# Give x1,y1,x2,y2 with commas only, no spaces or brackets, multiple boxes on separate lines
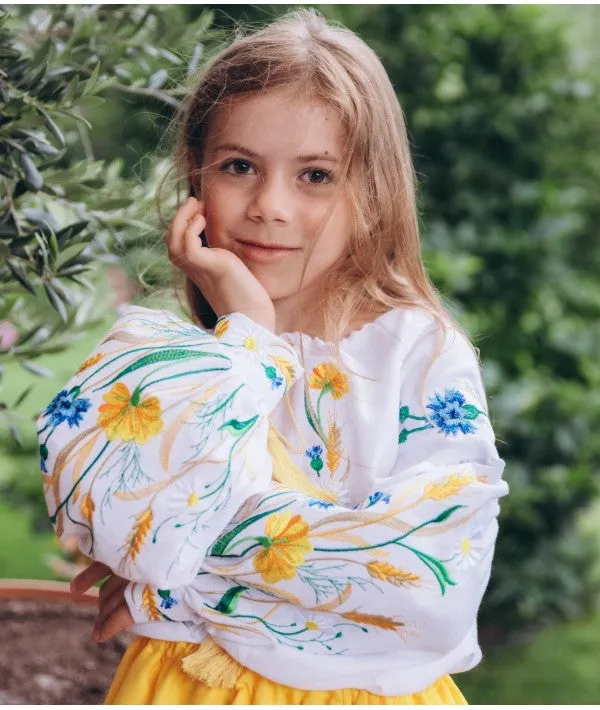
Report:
157,589,178,610
160,595,178,610
307,498,334,509
44,388,91,429
426,389,480,436
263,363,284,390
305,444,324,476
398,389,484,444
366,491,391,508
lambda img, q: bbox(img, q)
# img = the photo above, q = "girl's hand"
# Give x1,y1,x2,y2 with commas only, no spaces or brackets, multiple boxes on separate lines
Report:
167,196,276,332
71,561,134,643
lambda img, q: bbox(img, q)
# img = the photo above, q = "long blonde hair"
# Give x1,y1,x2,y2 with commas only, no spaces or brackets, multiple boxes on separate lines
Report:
160,8,478,391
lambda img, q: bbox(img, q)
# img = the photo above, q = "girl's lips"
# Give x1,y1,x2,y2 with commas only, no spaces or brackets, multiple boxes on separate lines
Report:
236,240,301,262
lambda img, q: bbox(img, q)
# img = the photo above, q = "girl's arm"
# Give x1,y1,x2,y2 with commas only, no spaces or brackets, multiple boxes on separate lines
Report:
126,323,508,657
37,305,303,589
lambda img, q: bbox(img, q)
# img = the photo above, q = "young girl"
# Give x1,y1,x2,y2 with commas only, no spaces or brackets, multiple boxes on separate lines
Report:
39,9,508,705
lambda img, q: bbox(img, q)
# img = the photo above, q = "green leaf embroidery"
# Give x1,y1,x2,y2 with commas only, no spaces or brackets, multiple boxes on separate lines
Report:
431,504,464,525
462,404,480,420
398,428,408,444
399,405,409,422
213,585,248,615
209,502,289,557
100,348,224,389
219,415,259,438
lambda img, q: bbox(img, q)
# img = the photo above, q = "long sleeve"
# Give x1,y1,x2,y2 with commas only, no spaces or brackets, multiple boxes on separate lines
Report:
126,319,508,664
37,305,303,589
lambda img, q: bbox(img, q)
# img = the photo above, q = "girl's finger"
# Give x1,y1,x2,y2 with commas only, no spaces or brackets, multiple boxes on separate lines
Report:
94,601,134,643
182,213,208,263
98,573,126,603
71,561,112,595
96,581,128,628
167,198,203,260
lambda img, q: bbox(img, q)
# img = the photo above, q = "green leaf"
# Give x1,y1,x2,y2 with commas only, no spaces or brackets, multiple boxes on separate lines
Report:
219,415,259,438
213,585,248,615
398,428,408,444
19,153,43,190
430,504,464,525
55,221,89,247
38,109,65,149
43,282,68,323
399,405,410,422
13,385,33,408
55,242,88,269
77,94,105,108
6,259,36,295
462,404,480,420
82,62,102,96
209,503,288,557
19,360,53,378
63,75,80,105
99,348,227,389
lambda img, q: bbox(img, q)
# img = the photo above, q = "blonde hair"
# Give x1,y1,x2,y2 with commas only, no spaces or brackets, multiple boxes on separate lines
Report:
159,8,478,394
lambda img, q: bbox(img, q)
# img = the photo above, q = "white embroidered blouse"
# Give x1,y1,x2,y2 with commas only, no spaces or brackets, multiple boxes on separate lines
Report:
38,304,508,695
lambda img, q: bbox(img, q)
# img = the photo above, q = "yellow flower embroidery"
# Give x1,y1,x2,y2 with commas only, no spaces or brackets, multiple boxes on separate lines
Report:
215,319,229,339
187,493,200,507
77,352,104,374
98,382,163,444
254,512,313,584
243,335,257,351
305,620,319,631
309,363,349,400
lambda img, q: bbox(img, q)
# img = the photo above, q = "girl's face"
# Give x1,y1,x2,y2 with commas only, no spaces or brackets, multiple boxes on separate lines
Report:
198,89,353,309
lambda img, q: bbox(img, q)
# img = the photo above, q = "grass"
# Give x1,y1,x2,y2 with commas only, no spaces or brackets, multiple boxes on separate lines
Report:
459,612,600,704
0,498,61,580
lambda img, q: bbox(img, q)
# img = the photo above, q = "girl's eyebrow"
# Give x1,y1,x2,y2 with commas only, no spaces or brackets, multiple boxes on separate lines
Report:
213,142,339,164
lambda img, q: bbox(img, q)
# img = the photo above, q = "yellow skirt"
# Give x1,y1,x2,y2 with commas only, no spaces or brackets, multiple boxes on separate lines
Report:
105,636,468,705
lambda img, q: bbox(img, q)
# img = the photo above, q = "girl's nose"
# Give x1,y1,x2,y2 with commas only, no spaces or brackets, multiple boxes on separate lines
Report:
246,177,292,224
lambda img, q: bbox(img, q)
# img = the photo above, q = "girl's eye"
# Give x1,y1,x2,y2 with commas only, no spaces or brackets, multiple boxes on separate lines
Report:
222,159,254,175
303,168,332,185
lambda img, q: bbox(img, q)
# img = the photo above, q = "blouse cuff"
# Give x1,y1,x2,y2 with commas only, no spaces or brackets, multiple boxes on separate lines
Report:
124,582,195,625
214,312,303,411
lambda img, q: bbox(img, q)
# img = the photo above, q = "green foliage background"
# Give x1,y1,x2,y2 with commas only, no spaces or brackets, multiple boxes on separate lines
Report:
1,3,600,669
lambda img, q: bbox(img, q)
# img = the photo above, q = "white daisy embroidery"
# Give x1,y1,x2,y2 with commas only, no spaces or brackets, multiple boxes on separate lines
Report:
452,528,484,570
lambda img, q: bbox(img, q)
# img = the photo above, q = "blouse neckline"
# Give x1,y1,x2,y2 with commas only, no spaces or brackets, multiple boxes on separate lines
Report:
278,308,398,347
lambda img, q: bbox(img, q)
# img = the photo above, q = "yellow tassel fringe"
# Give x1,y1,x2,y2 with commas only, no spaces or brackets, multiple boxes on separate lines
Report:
181,636,244,688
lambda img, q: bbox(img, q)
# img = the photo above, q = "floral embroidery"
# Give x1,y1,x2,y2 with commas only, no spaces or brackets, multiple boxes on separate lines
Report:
44,388,91,429
253,512,313,583
263,363,284,389
398,388,485,444
452,527,484,570
305,444,324,475
427,389,482,436
309,363,349,400
366,491,391,508
158,589,178,610
307,498,333,509
98,382,163,444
